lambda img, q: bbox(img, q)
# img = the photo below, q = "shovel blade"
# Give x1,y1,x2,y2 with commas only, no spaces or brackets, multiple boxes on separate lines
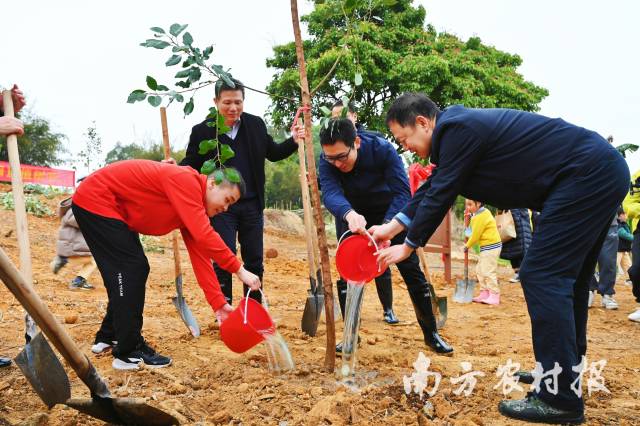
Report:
301,290,324,337
172,295,200,337
426,283,447,329
15,332,70,408
453,279,476,303
172,275,200,337
66,397,179,425
464,279,477,302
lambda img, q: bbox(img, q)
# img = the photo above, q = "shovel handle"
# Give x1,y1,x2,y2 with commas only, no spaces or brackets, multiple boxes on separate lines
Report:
292,108,318,292
159,108,184,279
2,90,32,286
0,247,104,394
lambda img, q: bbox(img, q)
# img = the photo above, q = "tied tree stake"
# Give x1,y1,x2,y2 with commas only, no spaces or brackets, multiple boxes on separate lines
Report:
127,23,239,181
291,0,336,372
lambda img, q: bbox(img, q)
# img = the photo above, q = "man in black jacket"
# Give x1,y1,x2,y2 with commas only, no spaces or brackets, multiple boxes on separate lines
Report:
179,79,304,304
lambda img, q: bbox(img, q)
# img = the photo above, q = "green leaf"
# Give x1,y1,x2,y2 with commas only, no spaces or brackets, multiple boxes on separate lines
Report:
156,84,169,91
146,76,158,90
207,107,218,118
198,139,218,155
213,169,224,184
220,72,235,87
175,80,190,89
165,54,181,66
174,68,192,79
382,0,397,6
147,95,162,107
216,113,231,134
140,39,170,49
616,143,639,158
320,106,332,116
188,67,202,83
203,46,213,59
354,72,363,86
201,160,216,176
127,89,147,103
219,144,235,164
183,32,193,46
183,98,194,116
150,27,165,34
211,64,225,75
169,23,188,37
344,0,357,12
174,93,184,102
224,168,241,183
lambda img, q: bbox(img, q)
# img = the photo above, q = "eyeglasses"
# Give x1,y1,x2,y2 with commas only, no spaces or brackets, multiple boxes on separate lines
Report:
324,146,352,164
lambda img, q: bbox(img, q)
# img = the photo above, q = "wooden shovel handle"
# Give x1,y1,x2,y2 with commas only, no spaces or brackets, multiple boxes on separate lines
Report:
292,110,318,284
159,107,183,277
2,90,32,285
0,247,93,385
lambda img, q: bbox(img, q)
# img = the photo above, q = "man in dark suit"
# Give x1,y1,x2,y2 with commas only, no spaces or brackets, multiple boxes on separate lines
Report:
180,78,304,304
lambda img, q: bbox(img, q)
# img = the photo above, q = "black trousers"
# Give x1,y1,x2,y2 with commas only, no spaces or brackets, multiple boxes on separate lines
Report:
627,228,640,303
72,204,149,356
335,209,428,316
212,197,264,304
518,148,629,412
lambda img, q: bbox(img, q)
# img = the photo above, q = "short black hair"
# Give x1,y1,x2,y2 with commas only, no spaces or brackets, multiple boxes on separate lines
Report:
215,77,245,99
386,92,440,127
207,167,246,197
331,99,357,113
319,118,357,148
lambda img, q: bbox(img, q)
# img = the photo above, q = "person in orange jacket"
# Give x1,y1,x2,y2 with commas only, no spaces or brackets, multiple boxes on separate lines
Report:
72,159,260,370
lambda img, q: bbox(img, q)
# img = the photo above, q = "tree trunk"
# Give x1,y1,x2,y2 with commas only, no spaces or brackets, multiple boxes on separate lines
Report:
290,0,336,372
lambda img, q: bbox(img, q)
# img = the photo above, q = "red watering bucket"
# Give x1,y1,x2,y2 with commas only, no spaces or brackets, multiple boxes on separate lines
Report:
219,289,275,353
335,231,384,283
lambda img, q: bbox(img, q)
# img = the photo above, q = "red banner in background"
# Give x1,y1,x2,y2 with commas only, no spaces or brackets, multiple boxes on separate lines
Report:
0,161,75,188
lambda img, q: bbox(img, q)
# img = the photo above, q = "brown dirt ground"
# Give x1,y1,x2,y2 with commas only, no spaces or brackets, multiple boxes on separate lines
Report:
0,196,639,425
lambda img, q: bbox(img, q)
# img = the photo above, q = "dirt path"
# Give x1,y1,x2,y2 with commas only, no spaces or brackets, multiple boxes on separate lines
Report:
0,200,639,425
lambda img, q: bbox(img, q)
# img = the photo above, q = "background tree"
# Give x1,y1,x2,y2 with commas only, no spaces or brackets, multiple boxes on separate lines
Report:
78,122,103,173
0,110,67,167
104,141,186,164
266,0,548,132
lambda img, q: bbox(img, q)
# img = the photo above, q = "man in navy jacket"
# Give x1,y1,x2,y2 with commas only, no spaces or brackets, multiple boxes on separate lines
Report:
327,101,401,326
373,93,629,424
319,116,452,355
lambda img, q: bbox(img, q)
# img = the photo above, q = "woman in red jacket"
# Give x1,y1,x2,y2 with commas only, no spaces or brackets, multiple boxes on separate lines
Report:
72,159,260,370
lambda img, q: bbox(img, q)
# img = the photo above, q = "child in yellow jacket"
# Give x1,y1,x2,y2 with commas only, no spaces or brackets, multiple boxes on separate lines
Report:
465,199,502,305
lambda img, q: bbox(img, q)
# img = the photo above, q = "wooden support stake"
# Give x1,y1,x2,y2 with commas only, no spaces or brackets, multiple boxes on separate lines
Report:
290,0,336,371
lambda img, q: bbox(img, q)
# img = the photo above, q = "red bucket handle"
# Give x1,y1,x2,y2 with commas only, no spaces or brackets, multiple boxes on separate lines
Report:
243,288,268,325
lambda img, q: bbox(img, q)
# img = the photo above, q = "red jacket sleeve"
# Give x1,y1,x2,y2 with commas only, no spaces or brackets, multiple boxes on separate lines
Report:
181,229,234,310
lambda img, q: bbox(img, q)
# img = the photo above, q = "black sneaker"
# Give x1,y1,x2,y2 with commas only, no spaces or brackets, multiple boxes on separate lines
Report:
515,370,535,385
498,393,585,424
0,357,11,368
112,342,171,370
